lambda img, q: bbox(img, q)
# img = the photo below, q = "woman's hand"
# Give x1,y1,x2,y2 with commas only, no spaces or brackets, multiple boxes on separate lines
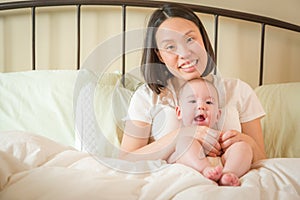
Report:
219,130,244,151
220,118,267,163
220,130,251,152
178,126,222,157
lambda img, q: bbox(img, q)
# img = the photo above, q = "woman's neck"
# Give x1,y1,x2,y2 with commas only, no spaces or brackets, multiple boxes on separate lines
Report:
170,77,187,90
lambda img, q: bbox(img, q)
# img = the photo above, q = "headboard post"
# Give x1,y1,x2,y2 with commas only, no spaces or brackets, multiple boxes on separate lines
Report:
77,4,81,70
214,14,219,75
259,23,266,86
31,6,36,70
121,4,127,86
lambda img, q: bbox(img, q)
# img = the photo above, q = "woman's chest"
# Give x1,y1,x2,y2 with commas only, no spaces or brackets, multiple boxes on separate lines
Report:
150,104,180,140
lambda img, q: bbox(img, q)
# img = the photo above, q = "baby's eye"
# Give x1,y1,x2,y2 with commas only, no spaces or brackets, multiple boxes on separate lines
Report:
188,100,197,104
206,100,214,105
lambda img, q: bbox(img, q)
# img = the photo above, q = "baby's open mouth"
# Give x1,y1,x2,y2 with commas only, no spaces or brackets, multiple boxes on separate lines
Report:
194,114,206,122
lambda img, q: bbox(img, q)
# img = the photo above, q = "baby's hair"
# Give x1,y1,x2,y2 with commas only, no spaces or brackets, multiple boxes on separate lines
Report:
177,78,221,108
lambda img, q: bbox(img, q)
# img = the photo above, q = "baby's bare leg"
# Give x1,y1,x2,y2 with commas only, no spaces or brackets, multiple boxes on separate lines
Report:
176,138,222,181
220,141,253,186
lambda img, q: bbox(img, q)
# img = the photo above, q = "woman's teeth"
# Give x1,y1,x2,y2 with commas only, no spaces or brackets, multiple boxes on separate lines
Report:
181,60,197,69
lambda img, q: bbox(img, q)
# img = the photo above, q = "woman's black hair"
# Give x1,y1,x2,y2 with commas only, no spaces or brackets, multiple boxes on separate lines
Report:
141,4,216,95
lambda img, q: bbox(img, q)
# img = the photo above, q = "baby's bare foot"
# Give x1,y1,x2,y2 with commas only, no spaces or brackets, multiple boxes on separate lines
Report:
219,172,240,186
202,165,223,182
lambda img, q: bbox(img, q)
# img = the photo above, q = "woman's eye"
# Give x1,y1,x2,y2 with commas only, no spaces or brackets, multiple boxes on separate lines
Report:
165,45,176,51
186,37,194,43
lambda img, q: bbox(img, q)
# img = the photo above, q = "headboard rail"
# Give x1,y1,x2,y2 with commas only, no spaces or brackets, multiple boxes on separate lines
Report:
1,0,300,85
1,0,299,32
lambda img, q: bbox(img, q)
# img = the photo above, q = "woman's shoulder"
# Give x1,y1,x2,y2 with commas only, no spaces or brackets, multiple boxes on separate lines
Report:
128,83,153,111
131,83,158,104
213,76,255,104
134,83,153,96
219,77,245,84
217,77,252,91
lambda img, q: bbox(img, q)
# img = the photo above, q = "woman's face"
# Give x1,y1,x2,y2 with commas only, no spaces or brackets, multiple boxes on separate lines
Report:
155,17,208,81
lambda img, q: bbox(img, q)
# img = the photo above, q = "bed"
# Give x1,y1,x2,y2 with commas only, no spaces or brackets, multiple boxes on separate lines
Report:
0,0,300,199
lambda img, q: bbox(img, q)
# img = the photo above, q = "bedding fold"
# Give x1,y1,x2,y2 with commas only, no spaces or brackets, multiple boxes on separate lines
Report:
0,131,299,200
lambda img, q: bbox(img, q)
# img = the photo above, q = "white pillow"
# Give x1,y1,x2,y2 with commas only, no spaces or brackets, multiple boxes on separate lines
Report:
74,71,142,157
0,70,78,146
0,69,142,158
255,82,300,158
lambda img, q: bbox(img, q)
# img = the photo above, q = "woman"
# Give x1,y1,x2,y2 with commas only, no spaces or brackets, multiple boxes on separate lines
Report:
120,4,266,165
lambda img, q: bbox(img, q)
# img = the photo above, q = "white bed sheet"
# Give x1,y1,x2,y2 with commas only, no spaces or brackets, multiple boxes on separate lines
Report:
1,131,299,200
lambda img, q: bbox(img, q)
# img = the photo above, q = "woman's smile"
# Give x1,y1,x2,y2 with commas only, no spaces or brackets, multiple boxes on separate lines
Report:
179,59,198,72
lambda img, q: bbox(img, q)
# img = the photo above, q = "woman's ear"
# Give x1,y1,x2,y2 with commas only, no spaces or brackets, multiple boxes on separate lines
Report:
175,106,182,119
154,49,164,63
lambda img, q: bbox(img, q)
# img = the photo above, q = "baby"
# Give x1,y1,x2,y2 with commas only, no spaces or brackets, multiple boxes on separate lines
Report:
169,78,253,186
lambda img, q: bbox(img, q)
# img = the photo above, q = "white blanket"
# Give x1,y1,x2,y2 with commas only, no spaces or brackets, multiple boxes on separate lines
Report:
0,131,299,200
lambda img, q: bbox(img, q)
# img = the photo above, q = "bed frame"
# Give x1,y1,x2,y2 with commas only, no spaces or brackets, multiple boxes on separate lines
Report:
0,0,299,86
1,2,300,198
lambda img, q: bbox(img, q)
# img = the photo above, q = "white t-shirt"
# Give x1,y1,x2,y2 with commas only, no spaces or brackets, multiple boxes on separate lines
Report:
126,75,265,140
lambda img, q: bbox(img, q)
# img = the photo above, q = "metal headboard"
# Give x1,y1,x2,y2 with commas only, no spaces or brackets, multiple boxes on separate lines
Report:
1,0,300,85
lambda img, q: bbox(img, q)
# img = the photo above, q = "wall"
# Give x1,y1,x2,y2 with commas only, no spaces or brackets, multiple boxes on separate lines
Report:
0,0,299,87
168,0,300,87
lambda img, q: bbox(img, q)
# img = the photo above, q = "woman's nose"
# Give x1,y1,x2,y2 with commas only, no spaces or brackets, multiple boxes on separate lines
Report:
177,44,191,59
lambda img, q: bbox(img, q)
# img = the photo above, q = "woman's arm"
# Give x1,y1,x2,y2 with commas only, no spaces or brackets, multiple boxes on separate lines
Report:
120,120,222,161
241,118,267,162
120,120,178,161
220,118,267,163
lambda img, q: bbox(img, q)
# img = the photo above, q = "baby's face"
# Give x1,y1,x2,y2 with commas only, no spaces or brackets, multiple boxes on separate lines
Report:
178,79,220,127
